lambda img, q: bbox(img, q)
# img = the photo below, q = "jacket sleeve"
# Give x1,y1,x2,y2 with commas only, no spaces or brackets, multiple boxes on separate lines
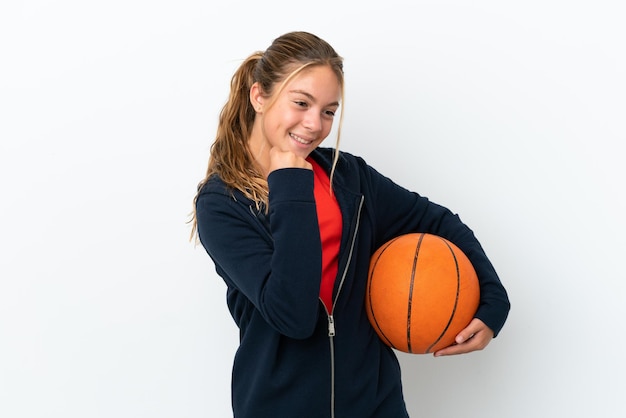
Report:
361,160,510,337
196,169,323,339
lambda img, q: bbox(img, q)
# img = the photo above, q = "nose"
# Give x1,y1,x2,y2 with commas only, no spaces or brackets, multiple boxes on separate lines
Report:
302,110,322,133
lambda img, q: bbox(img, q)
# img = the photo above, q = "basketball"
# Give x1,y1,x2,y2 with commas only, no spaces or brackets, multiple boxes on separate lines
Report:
365,233,480,354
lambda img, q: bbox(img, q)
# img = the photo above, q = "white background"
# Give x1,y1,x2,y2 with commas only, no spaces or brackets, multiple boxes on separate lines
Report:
1,1,625,417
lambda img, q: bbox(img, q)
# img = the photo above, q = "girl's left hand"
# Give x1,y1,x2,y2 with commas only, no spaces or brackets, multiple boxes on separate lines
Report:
433,318,494,357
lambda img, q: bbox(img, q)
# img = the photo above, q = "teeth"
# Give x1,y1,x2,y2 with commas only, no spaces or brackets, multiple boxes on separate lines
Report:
291,133,311,144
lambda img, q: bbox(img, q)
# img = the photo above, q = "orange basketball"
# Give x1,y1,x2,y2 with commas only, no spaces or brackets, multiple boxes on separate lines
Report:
365,233,480,354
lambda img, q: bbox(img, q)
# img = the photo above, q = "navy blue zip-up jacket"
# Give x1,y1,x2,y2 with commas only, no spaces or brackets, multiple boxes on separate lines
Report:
196,147,510,418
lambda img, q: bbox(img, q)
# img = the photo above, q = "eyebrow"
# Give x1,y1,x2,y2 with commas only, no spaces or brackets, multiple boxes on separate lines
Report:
289,89,340,107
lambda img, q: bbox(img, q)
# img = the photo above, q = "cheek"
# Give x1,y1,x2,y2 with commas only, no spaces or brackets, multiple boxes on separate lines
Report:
264,105,292,131
321,120,334,137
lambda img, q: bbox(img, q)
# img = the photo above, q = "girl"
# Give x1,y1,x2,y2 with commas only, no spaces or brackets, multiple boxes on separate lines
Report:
191,31,510,418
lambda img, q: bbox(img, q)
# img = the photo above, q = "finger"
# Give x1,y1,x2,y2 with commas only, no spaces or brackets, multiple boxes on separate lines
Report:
433,342,471,357
268,148,311,172
433,321,494,357
455,318,491,344
436,335,477,356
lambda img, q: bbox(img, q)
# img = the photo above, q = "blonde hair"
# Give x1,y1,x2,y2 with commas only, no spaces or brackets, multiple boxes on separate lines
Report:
189,31,345,240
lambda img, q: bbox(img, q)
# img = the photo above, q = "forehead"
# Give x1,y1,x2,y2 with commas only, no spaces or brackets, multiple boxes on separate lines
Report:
279,65,342,104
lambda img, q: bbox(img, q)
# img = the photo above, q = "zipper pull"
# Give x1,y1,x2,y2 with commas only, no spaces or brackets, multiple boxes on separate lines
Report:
328,315,336,337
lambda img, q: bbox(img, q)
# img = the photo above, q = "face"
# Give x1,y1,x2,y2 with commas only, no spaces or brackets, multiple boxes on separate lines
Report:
250,65,341,160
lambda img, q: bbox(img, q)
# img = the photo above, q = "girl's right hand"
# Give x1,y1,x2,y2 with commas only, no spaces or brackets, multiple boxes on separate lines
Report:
268,147,312,174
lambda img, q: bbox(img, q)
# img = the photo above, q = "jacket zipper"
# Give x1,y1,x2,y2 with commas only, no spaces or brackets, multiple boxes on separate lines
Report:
323,305,337,418
325,195,364,418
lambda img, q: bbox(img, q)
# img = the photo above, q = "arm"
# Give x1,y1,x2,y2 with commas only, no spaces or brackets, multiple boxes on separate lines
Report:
196,169,323,339
362,160,510,342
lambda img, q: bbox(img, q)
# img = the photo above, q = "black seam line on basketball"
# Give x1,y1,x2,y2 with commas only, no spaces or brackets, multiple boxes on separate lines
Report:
426,237,461,353
368,237,400,349
406,233,425,354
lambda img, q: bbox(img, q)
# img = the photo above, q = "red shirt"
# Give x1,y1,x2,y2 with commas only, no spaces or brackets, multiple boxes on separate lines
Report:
308,158,343,314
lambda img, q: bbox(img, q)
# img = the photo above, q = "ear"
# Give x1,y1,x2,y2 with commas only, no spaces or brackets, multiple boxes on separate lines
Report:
250,82,264,113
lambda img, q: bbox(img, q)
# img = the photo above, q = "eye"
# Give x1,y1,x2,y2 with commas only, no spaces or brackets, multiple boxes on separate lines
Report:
294,100,308,108
324,109,336,118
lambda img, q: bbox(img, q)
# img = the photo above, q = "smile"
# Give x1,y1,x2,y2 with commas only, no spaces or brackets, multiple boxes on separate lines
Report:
290,133,314,145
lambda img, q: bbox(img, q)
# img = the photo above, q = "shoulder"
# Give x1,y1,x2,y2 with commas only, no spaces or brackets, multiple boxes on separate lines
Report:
196,174,255,208
198,174,226,195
